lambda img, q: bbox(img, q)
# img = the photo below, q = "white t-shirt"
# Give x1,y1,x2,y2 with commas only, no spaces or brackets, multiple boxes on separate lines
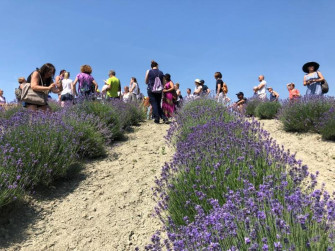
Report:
257,80,266,96
0,96,6,104
61,79,73,96
123,92,131,103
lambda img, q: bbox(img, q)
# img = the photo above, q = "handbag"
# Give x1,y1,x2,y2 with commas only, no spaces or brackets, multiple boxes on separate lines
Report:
317,72,329,94
321,79,329,94
20,73,48,105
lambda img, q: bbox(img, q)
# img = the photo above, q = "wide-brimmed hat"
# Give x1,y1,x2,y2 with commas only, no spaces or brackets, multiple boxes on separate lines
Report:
302,62,319,73
194,79,201,83
236,92,244,96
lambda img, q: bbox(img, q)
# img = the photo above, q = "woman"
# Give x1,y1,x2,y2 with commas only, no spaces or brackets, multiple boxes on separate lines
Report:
129,77,139,101
162,73,175,118
214,72,224,99
145,60,167,124
25,63,58,111
72,65,98,97
218,83,231,105
0,89,6,106
174,83,183,108
122,86,131,103
60,72,73,107
303,61,324,96
267,87,279,101
287,83,301,100
193,79,203,97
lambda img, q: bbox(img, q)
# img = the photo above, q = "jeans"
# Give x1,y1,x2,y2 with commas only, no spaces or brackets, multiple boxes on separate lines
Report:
148,90,166,122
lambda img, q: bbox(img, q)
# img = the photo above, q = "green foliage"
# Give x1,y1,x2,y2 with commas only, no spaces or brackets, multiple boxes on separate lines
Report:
245,98,263,117
255,101,281,119
318,107,335,141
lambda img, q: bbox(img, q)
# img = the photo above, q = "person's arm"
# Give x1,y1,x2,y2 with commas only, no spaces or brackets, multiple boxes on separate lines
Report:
315,71,325,82
236,99,246,106
216,83,221,97
72,77,78,96
273,91,279,100
303,76,309,86
55,75,62,89
30,71,55,92
163,81,174,93
129,82,135,92
207,88,211,94
145,70,149,84
295,89,301,97
257,81,265,90
92,80,98,92
194,86,202,94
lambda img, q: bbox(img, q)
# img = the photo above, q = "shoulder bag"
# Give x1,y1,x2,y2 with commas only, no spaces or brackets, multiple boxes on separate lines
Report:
21,73,48,105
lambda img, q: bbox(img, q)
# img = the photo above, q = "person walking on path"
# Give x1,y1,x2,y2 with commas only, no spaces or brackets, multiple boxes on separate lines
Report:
287,83,301,100
145,60,167,124
214,72,224,99
129,77,139,101
162,73,175,119
105,70,121,100
254,75,267,100
303,61,324,96
267,87,279,101
72,65,98,97
60,72,74,107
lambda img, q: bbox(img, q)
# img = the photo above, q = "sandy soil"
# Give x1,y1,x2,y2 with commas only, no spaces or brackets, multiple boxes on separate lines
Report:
259,119,335,193
0,121,173,251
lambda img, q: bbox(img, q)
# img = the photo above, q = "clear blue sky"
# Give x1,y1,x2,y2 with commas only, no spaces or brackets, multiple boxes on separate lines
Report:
0,0,334,102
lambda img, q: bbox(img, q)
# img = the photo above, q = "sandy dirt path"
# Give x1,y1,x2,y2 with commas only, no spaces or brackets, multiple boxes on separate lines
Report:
260,119,335,192
0,121,173,251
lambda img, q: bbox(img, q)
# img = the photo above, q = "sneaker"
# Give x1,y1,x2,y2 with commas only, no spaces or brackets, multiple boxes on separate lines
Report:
154,119,160,124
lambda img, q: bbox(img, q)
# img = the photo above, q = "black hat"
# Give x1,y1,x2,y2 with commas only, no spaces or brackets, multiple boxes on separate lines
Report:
200,80,205,84
236,92,244,96
302,62,319,73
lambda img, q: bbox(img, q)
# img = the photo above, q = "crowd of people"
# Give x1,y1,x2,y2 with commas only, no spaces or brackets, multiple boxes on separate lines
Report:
0,61,327,122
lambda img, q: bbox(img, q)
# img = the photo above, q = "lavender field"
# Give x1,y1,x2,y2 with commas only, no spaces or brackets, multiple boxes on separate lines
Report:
146,98,335,250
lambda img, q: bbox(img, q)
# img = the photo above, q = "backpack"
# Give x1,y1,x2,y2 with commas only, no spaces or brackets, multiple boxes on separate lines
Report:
202,85,209,95
15,88,22,101
152,71,163,93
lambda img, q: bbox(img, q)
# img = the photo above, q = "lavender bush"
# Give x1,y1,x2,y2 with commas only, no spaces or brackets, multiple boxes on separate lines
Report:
166,98,233,144
148,99,335,250
0,99,145,208
278,96,335,132
62,109,110,159
245,98,263,117
255,101,281,119
0,111,80,207
318,107,335,141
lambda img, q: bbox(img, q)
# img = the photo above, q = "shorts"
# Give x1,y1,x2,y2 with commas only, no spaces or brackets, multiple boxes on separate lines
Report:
61,93,74,101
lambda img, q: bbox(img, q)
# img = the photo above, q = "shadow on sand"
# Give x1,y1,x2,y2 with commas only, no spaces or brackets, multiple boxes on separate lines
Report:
0,163,86,249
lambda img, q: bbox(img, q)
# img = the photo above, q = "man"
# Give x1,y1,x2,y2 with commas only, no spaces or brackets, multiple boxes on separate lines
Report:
234,91,247,112
184,88,193,102
254,75,267,100
106,70,121,99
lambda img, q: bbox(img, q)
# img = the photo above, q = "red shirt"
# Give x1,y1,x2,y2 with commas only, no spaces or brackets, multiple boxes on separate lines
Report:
289,89,300,100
